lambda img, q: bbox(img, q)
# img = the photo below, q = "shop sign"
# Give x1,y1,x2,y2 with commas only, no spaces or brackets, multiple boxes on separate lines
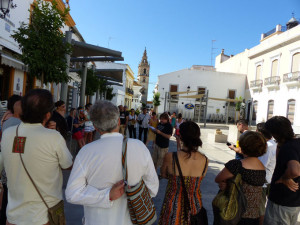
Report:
185,103,194,110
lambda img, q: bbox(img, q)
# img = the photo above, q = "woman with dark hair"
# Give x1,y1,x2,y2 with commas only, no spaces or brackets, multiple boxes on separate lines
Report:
215,131,267,225
67,108,85,148
263,116,300,225
48,100,68,140
1,95,22,128
159,121,208,225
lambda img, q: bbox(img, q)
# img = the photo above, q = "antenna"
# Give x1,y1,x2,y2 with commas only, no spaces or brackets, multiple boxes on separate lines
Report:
211,40,217,67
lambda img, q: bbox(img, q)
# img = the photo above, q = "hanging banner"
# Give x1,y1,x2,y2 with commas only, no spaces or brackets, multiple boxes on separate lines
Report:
185,103,195,110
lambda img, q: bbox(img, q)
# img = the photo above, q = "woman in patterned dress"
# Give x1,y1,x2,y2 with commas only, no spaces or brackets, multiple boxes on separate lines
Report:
159,121,209,225
215,131,267,225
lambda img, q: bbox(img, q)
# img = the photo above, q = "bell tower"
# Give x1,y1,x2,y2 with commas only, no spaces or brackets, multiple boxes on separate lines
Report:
137,48,150,105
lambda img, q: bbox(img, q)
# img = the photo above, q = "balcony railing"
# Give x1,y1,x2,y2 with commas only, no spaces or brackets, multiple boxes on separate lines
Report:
250,79,263,89
264,76,280,86
283,71,300,83
126,88,134,95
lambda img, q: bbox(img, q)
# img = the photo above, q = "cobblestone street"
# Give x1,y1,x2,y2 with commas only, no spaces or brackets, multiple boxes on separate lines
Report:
62,125,300,225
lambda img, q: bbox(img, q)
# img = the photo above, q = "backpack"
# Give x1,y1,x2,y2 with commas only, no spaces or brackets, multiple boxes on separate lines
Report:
212,173,247,225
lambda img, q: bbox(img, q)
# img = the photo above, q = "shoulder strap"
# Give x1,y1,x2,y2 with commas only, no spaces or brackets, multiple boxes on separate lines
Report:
16,125,50,209
173,152,191,219
121,136,128,182
202,156,208,176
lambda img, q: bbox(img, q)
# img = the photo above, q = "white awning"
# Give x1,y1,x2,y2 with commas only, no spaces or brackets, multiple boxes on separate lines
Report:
0,53,27,71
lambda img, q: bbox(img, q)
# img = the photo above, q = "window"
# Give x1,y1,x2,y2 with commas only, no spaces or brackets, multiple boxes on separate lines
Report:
228,90,236,99
271,59,278,76
170,85,178,99
292,53,300,72
228,90,236,106
287,99,296,125
144,69,147,74
267,100,274,120
256,65,262,80
143,78,146,83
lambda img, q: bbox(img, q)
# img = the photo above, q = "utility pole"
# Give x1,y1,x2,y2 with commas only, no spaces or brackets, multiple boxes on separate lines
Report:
204,90,209,127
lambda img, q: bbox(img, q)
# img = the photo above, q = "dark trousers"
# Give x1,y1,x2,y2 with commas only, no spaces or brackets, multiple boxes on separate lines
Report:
0,184,8,225
128,125,136,139
139,127,148,144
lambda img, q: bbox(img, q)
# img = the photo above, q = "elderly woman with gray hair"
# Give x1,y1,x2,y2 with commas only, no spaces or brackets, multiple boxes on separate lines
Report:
66,100,159,225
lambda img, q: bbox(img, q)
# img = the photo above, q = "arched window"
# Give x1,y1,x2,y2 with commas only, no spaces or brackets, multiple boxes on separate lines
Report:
287,99,296,125
144,69,147,74
143,78,146,83
271,60,278,76
256,65,262,80
267,100,274,120
292,52,300,72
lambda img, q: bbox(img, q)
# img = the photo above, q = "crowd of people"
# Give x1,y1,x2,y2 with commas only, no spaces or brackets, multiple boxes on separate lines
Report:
0,89,298,225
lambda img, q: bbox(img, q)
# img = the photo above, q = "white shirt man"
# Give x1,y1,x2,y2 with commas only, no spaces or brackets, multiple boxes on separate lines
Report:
65,101,159,225
258,139,277,183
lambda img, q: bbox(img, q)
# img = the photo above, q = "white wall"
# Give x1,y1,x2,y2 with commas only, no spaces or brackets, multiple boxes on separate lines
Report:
215,24,300,133
157,68,246,120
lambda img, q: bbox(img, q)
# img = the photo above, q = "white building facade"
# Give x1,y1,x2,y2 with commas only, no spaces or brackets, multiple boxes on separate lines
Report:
94,62,127,106
156,66,246,121
215,18,300,134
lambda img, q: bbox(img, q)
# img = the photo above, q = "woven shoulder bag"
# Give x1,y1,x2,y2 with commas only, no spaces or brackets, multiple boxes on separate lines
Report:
122,137,157,225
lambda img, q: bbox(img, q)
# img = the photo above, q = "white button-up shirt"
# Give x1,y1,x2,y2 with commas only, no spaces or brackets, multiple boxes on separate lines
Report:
258,139,277,184
65,133,159,225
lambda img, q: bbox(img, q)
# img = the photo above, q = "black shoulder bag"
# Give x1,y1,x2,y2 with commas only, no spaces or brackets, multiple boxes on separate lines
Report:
173,152,208,225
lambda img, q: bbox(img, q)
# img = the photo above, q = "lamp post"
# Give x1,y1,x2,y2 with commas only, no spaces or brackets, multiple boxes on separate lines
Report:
0,0,16,19
186,85,190,120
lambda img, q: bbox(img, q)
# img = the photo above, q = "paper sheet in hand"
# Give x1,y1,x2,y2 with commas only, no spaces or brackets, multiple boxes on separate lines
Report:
149,126,156,131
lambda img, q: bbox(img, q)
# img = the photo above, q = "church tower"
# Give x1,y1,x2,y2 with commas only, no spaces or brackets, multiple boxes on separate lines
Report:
137,48,150,105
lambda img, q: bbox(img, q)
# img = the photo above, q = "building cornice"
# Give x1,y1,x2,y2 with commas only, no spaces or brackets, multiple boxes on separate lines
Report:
45,0,76,27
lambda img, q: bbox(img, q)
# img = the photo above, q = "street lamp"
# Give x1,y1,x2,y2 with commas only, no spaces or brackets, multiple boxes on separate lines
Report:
187,85,190,92
0,0,16,19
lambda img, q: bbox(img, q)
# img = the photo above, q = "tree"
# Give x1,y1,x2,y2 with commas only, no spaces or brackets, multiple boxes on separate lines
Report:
85,68,99,96
153,92,161,113
105,86,116,101
12,0,72,85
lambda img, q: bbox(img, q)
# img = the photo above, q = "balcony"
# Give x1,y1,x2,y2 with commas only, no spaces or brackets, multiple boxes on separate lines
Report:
264,76,280,89
126,88,134,95
250,79,263,90
283,72,300,87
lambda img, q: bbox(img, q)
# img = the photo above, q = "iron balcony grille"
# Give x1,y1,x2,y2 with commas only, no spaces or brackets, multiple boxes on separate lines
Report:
264,76,280,86
283,71,300,83
250,79,263,88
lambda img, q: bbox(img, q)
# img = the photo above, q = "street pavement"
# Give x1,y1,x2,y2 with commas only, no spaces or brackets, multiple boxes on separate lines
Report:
62,124,300,225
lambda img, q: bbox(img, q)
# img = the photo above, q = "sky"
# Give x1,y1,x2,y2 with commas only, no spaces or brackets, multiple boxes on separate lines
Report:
68,0,300,101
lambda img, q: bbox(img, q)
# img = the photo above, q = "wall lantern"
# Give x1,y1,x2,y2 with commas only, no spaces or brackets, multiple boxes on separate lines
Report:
187,85,190,92
0,0,16,19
